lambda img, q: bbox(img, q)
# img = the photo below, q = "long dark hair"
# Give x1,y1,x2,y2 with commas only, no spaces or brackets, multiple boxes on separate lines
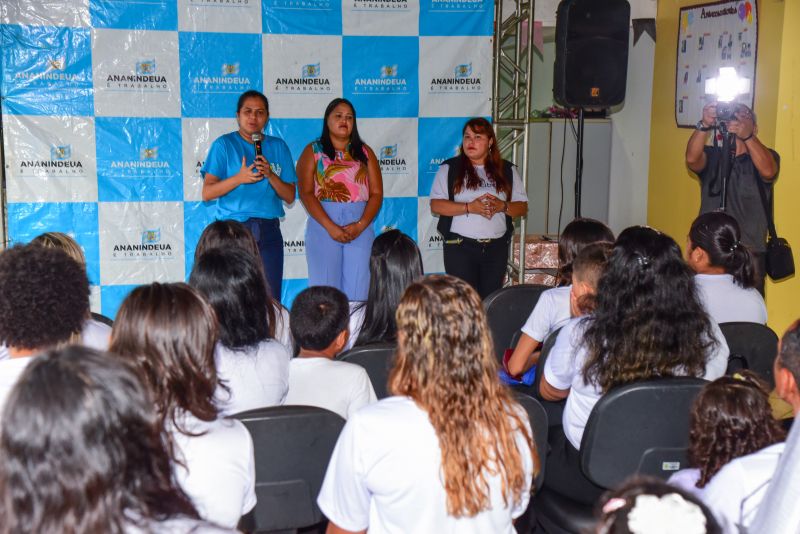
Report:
689,211,756,288
190,246,275,346
194,220,278,333
320,98,368,165
109,283,220,437
0,346,199,533
454,117,510,198
688,371,785,488
582,226,716,392
556,217,615,285
354,230,423,347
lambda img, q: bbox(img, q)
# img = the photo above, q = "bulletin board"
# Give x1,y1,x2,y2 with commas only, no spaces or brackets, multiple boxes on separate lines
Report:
675,0,757,127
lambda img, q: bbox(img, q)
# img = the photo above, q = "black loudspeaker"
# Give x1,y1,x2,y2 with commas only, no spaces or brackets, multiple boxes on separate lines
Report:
554,0,631,108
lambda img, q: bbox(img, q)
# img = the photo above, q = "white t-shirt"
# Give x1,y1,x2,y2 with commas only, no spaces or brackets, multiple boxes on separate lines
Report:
273,302,293,353
170,412,257,529
215,339,290,416
317,396,534,534
125,516,237,533
695,274,768,325
544,317,729,449
703,442,785,533
0,318,111,362
285,357,376,419
430,163,528,239
520,286,572,342
346,302,367,351
667,468,704,499
0,356,35,416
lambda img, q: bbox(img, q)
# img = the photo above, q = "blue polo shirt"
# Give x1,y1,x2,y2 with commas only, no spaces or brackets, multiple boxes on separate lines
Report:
201,131,297,221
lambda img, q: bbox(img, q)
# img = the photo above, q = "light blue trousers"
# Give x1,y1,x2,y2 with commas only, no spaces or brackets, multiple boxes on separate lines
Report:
306,201,373,301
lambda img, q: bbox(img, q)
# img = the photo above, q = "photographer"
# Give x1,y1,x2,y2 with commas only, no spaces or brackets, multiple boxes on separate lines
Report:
685,102,779,293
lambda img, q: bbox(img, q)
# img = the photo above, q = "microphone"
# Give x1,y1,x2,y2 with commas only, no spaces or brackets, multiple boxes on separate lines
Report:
251,132,264,157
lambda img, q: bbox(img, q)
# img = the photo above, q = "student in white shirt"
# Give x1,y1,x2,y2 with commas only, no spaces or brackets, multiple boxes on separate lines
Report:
285,286,376,418
539,226,730,506
667,372,785,500
347,229,423,351
507,219,614,377
687,211,767,324
430,117,529,299
0,244,91,413
194,219,293,353
190,246,289,414
110,283,256,529
318,275,537,534
0,346,235,533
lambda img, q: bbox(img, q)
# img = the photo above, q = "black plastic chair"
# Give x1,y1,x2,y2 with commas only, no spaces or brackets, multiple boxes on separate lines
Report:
336,342,396,400
233,405,346,533
484,284,551,364
720,322,779,387
513,393,549,492
534,378,707,534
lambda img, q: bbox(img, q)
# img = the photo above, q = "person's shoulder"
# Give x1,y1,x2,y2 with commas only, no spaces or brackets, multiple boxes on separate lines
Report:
351,396,421,424
256,338,290,358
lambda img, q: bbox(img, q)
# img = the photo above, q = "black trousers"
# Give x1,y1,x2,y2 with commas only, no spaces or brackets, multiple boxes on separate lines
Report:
543,425,605,506
443,234,509,299
753,251,766,297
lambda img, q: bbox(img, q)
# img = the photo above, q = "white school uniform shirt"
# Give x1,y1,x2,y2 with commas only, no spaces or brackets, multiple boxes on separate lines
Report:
544,316,730,449
273,302,293,353
0,318,111,362
124,516,238,533
215,339,290,416
0,356,35,416
703,442,785,533
430,164,528,239
285,357,376,419
317,396,534,534
345,302,367,351
667,468,704,500
520,286,572,342
694,273,768,325
169,412,257,529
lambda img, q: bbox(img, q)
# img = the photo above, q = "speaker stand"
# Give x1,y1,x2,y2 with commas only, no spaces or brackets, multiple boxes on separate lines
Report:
574,108,585,218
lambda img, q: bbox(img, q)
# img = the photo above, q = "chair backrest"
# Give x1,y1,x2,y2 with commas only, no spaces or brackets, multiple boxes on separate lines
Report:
720,322,779,387
513,393,549,492
531,326,563,398
233,405,346,532
337,342,396,400
91,311,114,327
580,377,706,489
484,284,551,364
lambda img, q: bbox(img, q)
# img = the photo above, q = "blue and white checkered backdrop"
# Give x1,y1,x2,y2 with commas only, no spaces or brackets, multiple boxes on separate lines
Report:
0,0,492,317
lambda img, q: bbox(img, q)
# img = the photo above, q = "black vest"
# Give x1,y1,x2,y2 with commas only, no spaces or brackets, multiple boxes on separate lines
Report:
436,156,516,239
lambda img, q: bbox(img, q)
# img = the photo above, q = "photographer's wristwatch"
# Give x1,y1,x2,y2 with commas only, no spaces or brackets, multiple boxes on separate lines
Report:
695,120,713,132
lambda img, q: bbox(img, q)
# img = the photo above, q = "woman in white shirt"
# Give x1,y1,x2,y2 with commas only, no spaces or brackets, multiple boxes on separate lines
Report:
430,117,529,298
540,226,730,505
318,275,537,534
0,345,235,533
110,283,256,529
687,211,767,324
190,246,289,414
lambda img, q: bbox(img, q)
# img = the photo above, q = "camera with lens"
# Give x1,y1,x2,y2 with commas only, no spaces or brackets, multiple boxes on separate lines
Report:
715,102,737,123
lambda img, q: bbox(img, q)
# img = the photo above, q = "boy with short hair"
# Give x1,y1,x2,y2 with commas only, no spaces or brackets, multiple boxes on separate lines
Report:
286,286,377,419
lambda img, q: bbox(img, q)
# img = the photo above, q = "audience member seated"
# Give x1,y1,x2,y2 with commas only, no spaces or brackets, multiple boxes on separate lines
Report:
318,275,537,533
0,244,89,412
668,372,785,499
540,226,729,506
594,477,721,534
0,346,235,533
696,321,800,532
507,218,614,376
110,283,256,528
195,220,292,351
190,246,289,414
507,240,612,378
347,229,423,350
686,212,767,324
285,286,376,419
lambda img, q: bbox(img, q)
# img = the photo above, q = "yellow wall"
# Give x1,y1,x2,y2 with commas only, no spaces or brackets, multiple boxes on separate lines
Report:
648,0,799,335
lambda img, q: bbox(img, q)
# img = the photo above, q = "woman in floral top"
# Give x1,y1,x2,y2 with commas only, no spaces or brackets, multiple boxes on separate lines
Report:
297,98,383,301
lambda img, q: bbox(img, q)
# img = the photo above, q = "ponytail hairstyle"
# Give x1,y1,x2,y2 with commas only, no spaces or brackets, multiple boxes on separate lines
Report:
455,117,510,198
689,212,756,288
